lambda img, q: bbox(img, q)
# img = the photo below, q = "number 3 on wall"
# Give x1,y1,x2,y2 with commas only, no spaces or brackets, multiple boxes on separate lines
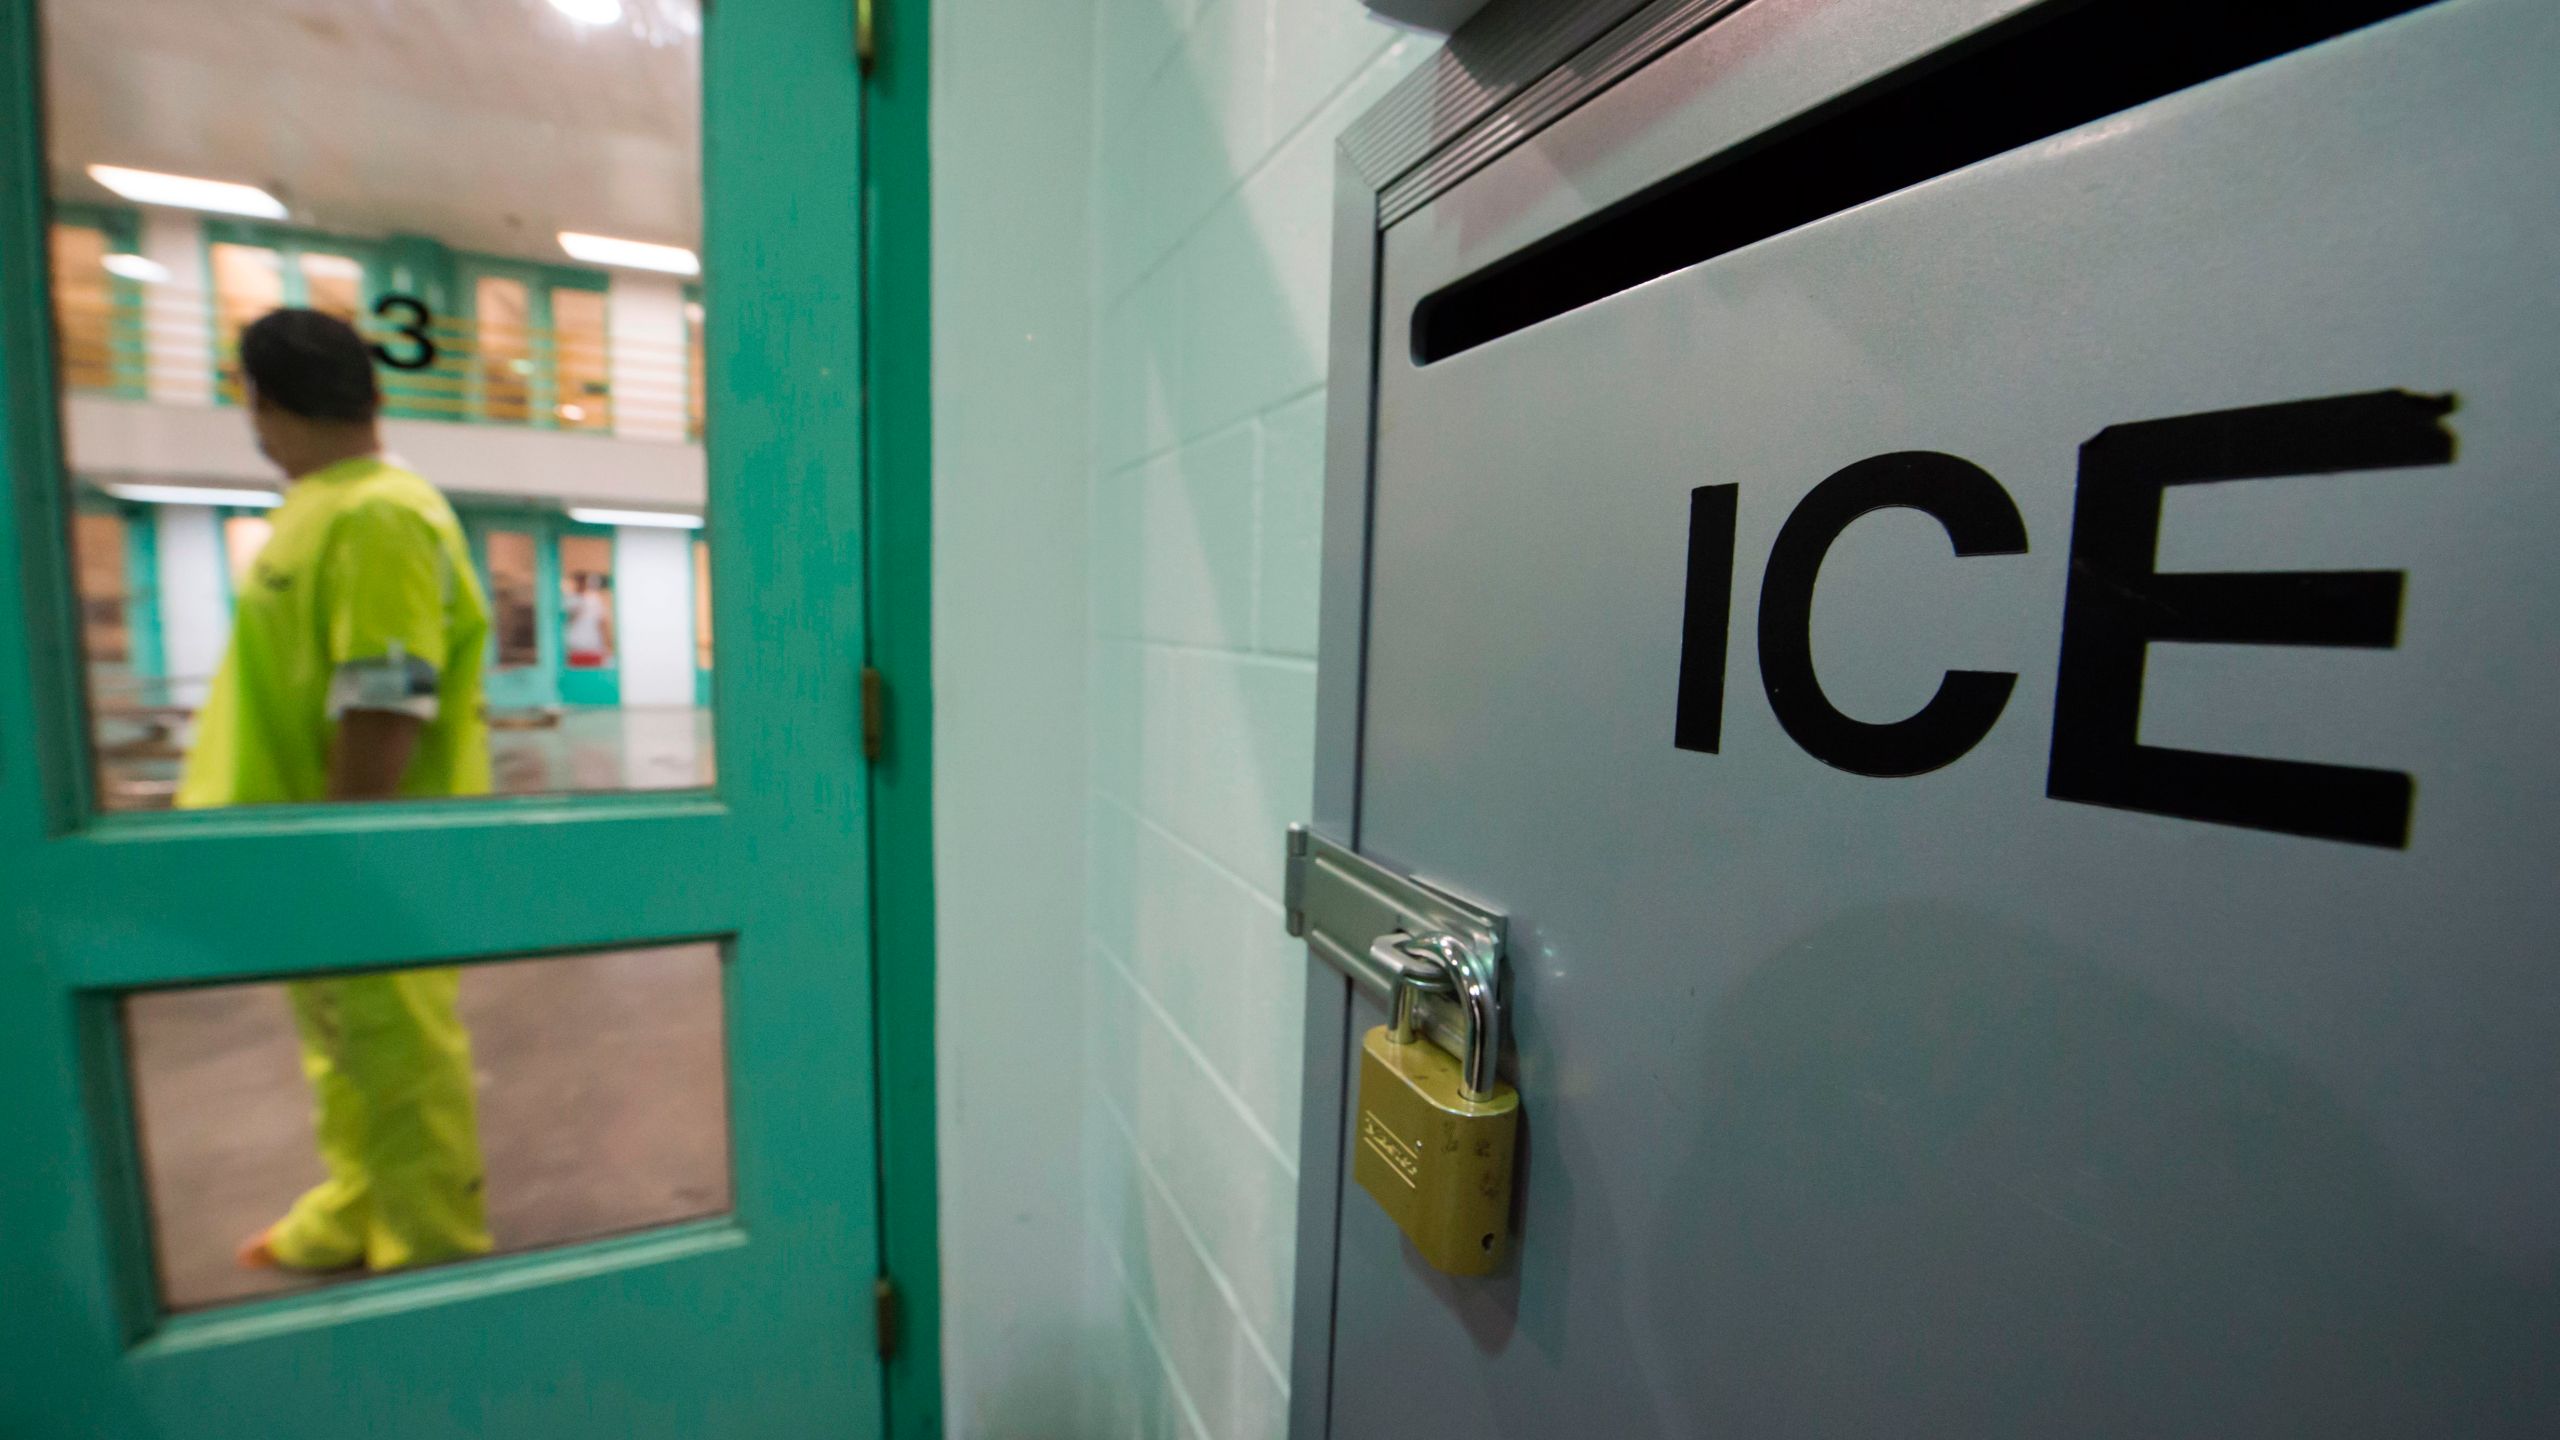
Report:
370,293,439,372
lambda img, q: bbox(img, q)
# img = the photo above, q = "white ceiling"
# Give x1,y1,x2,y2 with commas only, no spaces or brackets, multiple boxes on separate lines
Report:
45,0,701,263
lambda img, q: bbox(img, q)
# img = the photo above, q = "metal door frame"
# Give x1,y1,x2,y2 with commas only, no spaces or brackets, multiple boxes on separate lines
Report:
1289,3,1757,1431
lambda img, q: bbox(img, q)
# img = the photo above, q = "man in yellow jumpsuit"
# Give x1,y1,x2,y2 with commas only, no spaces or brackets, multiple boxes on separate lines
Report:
178,307,496,1275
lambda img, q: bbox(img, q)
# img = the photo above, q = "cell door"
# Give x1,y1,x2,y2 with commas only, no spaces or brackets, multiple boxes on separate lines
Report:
0,1,887,1437
1289,0,2560,1435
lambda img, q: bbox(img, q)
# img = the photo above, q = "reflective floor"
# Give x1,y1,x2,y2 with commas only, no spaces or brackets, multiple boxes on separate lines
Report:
126,944,730,1311
97,704,716,810
489,704,716,795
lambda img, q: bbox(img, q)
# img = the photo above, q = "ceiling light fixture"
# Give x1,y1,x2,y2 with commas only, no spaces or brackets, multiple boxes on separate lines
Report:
567,507,703,530
559,231,699,276
87,165,286,219
548,0,625,24
102,483,283,509
101,254,171,284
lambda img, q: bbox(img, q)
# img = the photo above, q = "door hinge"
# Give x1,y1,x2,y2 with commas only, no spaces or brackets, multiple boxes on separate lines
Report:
856,0,878,73
874,1274,900,1360
861,665,887,762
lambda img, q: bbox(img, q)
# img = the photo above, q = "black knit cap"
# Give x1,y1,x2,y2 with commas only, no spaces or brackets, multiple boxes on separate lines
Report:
238,307,381,421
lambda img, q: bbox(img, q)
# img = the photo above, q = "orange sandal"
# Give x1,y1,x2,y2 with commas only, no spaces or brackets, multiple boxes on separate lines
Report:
236,1225,360,1274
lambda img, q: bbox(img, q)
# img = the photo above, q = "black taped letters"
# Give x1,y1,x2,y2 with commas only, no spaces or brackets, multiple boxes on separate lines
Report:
2044,390,2455,848
1756,452,2029,778
1674,485,1740,754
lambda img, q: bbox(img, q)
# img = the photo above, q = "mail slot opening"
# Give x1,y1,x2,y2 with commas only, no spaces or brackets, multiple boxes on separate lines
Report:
1409,0,2442,365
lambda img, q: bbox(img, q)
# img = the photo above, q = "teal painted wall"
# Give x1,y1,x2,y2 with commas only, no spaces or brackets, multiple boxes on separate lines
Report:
162,215,650,429
110,503,710,720
119,503,160,679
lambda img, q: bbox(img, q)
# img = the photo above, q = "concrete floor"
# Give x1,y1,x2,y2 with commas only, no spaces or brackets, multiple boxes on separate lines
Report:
488,705,717,795
126,943,731,1311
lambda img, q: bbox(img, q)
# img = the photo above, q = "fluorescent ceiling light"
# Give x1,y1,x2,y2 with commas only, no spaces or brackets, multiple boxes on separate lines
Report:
101,253,170,284
549,0,624,23
559,232,699,276
87,164,285,219
103,483,282,509
568,507,702,529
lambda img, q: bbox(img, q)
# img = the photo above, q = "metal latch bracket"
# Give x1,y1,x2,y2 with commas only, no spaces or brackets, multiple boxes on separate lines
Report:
1284,825,1505,1057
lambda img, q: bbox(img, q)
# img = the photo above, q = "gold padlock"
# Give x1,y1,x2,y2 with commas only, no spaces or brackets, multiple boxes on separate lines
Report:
1352,933,1519,1276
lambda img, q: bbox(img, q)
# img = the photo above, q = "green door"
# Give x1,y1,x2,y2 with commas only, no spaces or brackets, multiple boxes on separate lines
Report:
0,1,887,1436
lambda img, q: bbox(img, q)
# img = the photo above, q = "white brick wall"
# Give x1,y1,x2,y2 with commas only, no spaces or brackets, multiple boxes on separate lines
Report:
931,4,1101,1436
1080,3,1431,1435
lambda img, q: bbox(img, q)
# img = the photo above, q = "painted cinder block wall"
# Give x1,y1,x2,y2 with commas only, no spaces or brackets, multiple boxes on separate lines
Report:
933,2,1432,1434
1076,3,1429,1437
928,3,1101,1436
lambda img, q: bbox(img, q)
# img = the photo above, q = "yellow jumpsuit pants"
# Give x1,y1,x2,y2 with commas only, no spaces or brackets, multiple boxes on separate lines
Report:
269,968,493,1272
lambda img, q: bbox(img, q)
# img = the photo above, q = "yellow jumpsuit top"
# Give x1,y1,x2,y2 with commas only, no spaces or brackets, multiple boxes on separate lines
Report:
178,453,495,1272
178,453,491,807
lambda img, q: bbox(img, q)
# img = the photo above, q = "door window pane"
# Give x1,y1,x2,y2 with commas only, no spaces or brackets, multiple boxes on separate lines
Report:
560,534,616,670
486,530,541,668
551,287,612,431
209,243,284,403
80,507,188,808
50,222,122,392
74,511,132,664
122,942,732,1312
298,252,364,321
693,539,713,672
685,299,707,441
45,0,711,811
475,277,534,424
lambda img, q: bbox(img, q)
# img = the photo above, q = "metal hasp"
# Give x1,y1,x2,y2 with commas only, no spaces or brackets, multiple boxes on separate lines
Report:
1290,826,1521,1276
1284,824,1508,1065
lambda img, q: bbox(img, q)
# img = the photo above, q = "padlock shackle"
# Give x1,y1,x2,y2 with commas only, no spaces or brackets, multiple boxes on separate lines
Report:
1442,949,1500,1102
1385,931,1502,1102
1386,955,1451,1044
